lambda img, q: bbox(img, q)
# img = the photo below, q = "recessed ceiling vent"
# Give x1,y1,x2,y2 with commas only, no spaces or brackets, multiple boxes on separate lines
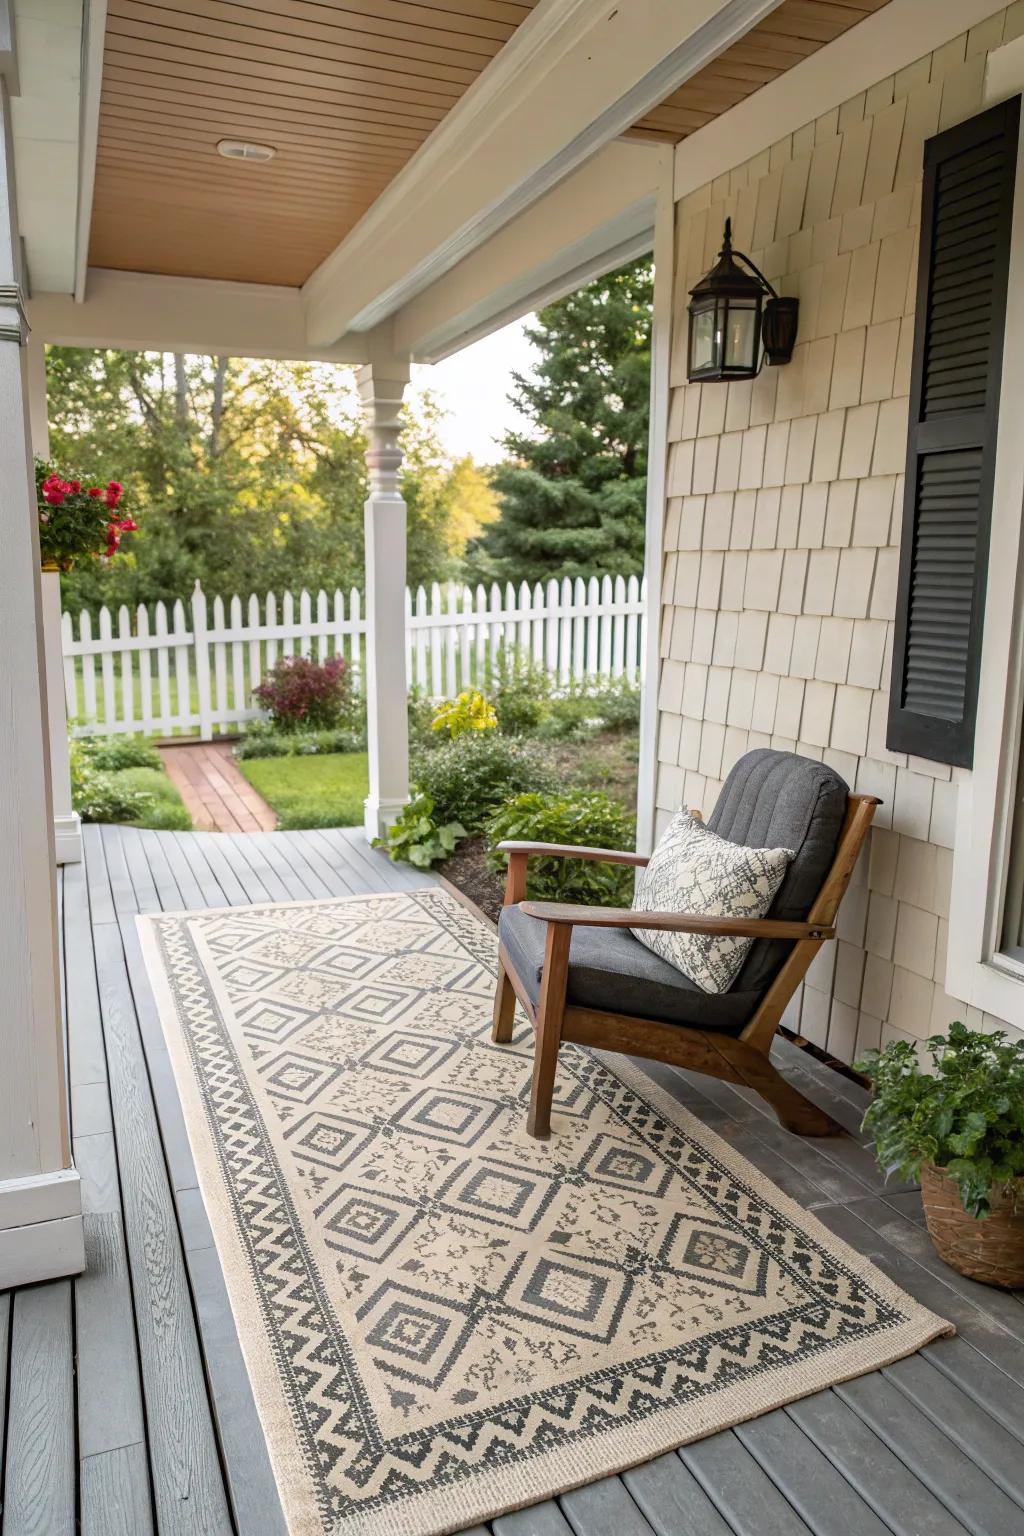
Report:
216,140,276,163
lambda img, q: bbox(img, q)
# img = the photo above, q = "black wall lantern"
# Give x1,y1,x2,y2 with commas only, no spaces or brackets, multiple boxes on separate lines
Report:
687,218,799,383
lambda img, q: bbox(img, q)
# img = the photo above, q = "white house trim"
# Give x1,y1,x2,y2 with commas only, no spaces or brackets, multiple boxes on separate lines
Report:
635,149,675,856
945,40,1024,1028
30,268,367,363
673,0,1011,204
302,0,786,345
73,0,106,304
0,75,82,1284
420,224,655,365
394,141,660,363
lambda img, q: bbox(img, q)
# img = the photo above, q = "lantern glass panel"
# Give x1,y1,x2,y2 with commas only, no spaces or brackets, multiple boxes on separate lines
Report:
724,300,759,371
690,304,718,374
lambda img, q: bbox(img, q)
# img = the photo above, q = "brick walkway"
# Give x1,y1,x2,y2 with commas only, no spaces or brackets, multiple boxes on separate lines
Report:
160,741,278,833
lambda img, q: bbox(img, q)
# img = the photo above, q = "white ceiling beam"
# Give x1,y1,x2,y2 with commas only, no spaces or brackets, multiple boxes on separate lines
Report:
73,0,106,303
394,141,664,363
29,268,368,362
10,0,83,295
302,0,785,346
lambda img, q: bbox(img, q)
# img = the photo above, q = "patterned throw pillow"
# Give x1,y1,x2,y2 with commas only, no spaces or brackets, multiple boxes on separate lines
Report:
631,812,793,994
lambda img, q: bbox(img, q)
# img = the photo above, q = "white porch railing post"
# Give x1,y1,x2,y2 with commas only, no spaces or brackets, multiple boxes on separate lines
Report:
28,335,82,863
0,81,83,1286
191,579,214,741
357,349,411,842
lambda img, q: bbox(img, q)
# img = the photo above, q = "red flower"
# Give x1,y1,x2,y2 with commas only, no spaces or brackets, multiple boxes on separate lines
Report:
87,486,102,498
117,516,139,533
43,486,65,506
68,480,81,493
105,481,123,508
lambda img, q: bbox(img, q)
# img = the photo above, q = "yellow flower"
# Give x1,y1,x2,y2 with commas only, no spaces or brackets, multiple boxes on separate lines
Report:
431,690,498,740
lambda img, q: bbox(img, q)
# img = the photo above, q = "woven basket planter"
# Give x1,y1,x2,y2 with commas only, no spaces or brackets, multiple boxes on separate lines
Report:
921,1164,1024,1289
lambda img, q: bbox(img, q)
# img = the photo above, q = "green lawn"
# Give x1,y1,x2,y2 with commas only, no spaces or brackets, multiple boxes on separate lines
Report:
238,752,369,829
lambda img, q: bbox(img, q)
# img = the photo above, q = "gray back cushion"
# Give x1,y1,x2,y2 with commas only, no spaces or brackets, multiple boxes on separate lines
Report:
707,749,848,993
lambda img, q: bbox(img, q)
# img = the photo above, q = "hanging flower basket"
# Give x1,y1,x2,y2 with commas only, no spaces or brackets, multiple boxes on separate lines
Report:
36,459,138,572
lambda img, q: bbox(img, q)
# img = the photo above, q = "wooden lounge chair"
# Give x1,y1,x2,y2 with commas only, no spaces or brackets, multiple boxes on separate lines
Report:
491,749,879,1140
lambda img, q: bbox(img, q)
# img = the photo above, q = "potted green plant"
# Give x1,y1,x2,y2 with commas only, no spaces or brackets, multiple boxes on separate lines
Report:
856,1021,1024,1287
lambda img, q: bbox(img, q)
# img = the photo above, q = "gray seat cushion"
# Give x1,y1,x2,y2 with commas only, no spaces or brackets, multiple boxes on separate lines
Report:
498,904,763,1033
498,749,849,1036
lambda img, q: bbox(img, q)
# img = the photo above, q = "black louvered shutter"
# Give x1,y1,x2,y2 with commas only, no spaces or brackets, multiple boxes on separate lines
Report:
887,95,1019,766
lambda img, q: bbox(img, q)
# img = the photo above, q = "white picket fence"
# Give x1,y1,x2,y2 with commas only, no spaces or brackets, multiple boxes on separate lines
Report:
61,574,646,738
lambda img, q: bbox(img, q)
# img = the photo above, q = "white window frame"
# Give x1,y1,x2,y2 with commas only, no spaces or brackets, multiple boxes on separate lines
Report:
946,38,1024,1028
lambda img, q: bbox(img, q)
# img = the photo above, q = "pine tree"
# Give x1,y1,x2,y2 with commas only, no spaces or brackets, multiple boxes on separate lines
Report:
471,258,652,582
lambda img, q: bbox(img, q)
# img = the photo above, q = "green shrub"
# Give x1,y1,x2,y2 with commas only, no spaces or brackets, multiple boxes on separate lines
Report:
408,688,441,751
74,768,153,825
487,646,552,736
537,678,641,741
235,721,366,760
413,733,557,832
485,791,636,906
69,736,191,829
856,1021,1024,1218
111,767,192,830
82,735,163,772
375,793,466,868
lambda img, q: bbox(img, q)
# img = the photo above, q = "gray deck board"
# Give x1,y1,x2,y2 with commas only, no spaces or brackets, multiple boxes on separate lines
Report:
736,1410,892,1536
187,829,257,905
837,1373,1024,1536
560,1476,658,1534
883,1353,1024,1506
681,1433,814,1535
787,1392,970,1536
622,1452,735,1536
3,1282,75,1536
81,1443,155,1536
3,826,1019,1536
90,831,234,1533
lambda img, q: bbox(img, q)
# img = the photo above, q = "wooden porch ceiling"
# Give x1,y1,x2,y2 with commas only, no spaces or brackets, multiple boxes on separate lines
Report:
89,0,541,287
630,0,893,144
88,0,891,291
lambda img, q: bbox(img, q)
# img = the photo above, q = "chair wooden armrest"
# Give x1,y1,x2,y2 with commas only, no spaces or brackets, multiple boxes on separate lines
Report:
497,840,648,906
496,840,649,867
518,902,834,941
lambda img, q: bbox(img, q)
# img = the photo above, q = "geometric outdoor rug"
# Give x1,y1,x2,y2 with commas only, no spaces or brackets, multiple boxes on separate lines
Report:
138,889,951,1536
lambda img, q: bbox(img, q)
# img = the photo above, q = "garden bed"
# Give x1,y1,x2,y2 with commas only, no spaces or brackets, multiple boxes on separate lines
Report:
71,736,192,831
432,728,638,917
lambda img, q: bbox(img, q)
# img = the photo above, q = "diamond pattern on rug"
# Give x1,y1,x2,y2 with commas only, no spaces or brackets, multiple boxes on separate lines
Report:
139,889,950,1536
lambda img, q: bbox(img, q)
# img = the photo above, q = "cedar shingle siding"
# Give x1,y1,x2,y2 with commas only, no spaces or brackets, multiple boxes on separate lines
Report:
656,7,1024,1063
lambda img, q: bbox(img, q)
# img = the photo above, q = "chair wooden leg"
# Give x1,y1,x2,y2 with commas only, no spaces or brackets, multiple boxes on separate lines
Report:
491,958,516,1044
527,923,571,1140
527,1005,561,1139
752,1058,840,1137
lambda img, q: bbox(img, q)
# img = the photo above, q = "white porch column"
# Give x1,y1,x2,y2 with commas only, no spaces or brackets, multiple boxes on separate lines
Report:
0,79,83,1286
29,335,82,864
357,351,411,841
